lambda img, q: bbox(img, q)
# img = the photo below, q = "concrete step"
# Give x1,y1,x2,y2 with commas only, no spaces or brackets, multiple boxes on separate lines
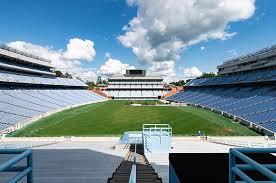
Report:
108,178,162,183
108,147,162,183
115,169,155,174
117,165,153,170
112,173,158,179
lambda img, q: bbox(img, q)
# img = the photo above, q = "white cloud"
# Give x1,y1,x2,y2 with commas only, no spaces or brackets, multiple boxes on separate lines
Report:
201,46,205,51
8,39,97,82
148,61,176,82
98,56,135,76
227,49,238,57
118,0,255,65
74,68,98,82
62,38,96,61
105,52,111,58
183,67,202,79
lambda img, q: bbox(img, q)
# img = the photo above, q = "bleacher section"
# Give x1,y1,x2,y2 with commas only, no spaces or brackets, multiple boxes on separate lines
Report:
107,90,164,99
0,71,86,86
187,70,276,86
168,79,276,135
0,89,105,133
0,44,107,134
167,45,276,135
106,69,167,100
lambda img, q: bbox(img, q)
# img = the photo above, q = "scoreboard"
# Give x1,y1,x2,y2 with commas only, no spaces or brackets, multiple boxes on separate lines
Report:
126,69,146,76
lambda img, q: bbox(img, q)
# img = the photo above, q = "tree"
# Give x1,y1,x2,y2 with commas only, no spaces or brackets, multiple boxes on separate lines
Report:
86,81,96,87
54,70,64,78
186,79,192,83
96,76,102,85
102,79,108,85
197,72,217,79
76,76,82,81
170,80,186,86
64,72,73,79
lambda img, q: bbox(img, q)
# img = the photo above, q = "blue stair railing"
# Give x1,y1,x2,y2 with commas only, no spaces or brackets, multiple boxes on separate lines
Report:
0,149,33,183
128,144,137,183
142,124,172,153
229,148,276,183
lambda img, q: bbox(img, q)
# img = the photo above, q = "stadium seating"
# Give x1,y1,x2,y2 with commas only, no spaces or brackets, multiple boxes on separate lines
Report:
186,70,276,86
167,72,276,133
0,45,108,133
107,89,165,99
0,89,106,131
106,70,167,99
0,71,86,87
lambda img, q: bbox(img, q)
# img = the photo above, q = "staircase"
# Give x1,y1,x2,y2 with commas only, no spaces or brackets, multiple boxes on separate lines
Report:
107,144,162,183
90,88,108,98
163,87,183,99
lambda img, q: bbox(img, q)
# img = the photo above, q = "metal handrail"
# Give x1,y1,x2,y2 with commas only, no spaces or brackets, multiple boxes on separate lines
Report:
128,144,137,183
143,124,172,137
223,44,276,64
0,149,33,183
229,148,276,183
208,138,276,148
128,164,136,183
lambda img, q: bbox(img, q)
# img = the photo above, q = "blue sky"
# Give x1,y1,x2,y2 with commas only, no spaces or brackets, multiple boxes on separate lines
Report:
0,0,275,82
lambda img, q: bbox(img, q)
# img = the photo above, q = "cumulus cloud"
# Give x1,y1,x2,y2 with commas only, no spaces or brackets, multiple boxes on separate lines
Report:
118,0,255,77
62,38,96,61
183,67,202,79
8,39,97,81
148,61,176,82
98,55,135,76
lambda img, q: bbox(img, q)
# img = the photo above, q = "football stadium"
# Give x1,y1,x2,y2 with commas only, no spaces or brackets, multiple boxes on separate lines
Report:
1,1,276,183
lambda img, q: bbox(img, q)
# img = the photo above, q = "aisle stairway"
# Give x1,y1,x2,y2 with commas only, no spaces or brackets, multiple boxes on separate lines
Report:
107,144,162,183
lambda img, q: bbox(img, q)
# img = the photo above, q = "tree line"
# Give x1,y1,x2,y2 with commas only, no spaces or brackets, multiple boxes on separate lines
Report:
54,70,107,88
55,70,217,87
169,72,217,86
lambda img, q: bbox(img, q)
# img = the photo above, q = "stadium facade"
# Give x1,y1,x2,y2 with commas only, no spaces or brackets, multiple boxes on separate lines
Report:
217,45,276,75
105,69,167,100
0,44,106,134
168,45,276,136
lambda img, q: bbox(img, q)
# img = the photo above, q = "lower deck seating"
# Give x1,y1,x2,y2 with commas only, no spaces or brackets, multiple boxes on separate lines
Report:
106,90,165,99
167,86,276,132
0,89,106,131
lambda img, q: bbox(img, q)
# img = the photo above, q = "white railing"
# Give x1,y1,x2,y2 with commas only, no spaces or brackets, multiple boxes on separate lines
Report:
208,137,276,148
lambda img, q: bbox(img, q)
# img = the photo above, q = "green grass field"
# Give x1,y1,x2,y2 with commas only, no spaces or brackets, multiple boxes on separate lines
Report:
10,100,259,137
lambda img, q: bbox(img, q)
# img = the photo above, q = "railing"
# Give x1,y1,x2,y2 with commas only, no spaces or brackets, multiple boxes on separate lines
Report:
208,137,276,148
143,124,172,136
223,44,276,64
0,149,33,183
129,144,137,183
229,148,276,183
0,44,51,63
